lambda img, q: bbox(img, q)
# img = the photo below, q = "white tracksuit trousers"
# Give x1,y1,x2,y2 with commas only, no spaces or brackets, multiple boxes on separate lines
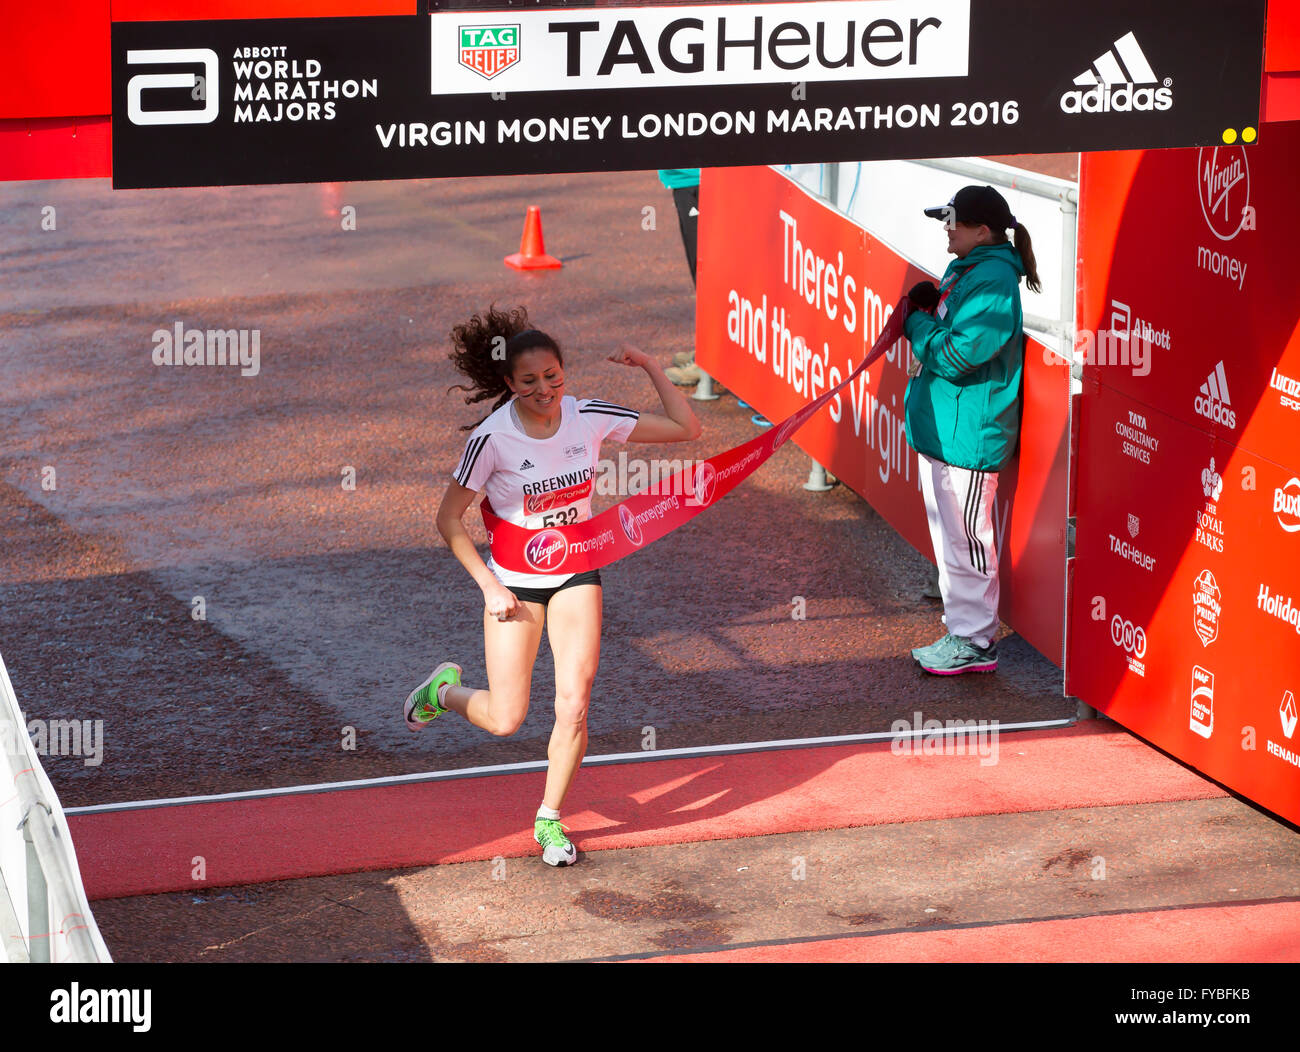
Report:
919,453,1000,648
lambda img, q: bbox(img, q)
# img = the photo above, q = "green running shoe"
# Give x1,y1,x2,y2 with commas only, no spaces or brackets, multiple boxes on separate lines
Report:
403,661,461,731
534,817,578,867
918,635,998,676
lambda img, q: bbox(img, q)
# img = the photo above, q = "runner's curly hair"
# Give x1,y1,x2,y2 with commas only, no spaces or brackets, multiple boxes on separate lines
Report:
447,304,563,431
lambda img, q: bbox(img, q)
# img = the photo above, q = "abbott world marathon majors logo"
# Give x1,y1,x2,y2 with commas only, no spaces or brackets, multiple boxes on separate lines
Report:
126,48,219,125
1060,31,1172,114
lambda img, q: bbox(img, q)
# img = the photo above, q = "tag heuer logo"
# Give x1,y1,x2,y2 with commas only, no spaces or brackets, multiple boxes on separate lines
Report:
1127,513,1140,539
460,25,520,80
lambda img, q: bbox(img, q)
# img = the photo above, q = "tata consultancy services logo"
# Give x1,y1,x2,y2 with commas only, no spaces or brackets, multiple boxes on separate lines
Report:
460,25,520,80
1198,146,1251,241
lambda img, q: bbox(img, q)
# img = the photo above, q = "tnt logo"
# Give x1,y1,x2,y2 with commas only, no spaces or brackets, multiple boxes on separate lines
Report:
460,25,520,80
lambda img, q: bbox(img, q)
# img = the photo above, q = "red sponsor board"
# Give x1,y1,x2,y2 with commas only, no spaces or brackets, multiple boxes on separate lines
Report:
696,165,1069,666
1070,122,1300,825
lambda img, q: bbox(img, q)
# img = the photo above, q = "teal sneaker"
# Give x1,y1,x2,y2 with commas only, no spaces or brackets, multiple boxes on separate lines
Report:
403,661,461,731
534,817,578,867
911,632,953,665
918,635,998,676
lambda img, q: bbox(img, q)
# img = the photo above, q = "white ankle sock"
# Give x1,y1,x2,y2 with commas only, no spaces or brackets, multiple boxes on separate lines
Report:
536,805,560,821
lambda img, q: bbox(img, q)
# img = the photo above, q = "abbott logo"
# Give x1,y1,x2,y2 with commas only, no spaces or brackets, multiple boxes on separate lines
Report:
127,48,219,126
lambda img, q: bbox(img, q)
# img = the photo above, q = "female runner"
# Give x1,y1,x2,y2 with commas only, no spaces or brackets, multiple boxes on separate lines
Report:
403,305,702,866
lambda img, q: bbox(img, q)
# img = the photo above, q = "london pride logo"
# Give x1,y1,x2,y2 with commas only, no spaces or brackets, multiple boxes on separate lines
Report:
524,528,567,571
459,25,520,80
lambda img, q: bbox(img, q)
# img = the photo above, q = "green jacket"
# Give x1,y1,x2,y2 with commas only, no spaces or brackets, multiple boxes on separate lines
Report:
902,242,1027,472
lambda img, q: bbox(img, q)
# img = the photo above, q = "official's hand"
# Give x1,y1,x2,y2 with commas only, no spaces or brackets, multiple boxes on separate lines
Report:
908,281,941,311
483,582,519,621
607,345,652,369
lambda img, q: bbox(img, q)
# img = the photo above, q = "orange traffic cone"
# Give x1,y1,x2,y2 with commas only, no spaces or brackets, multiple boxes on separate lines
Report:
505,205,562,270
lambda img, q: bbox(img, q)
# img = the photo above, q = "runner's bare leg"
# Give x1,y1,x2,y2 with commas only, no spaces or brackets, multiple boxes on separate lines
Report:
539,584,602,811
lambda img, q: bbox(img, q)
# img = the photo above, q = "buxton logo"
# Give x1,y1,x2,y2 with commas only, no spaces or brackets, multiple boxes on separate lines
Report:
1060,31,1172,115
459,25,520,80
1194,361,1237,429
618,503,643,546
1193,569,1220,646
1198,146,1251,242
1275,478,1300,533
524,529,567,571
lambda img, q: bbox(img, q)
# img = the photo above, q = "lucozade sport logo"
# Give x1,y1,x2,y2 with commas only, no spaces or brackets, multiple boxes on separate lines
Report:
1060,31,1172,114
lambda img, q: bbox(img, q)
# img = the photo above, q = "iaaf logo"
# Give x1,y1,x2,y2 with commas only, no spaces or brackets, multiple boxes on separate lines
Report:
618,504,643,547
1274,478,1300,533
1190,665,1214,739
1060,31,1172,114
1194,361,1237,429
459,25,520,80
1198,146,1251,242
524,529,568,572
126,48,219,126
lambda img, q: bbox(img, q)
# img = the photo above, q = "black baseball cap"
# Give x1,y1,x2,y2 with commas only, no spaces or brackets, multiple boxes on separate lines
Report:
924,185,1016,229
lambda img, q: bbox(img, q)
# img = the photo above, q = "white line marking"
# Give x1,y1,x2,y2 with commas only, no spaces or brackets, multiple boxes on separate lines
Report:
65,719,1073,815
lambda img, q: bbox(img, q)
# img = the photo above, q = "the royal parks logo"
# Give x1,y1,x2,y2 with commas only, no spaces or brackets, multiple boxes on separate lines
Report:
459,25,521,80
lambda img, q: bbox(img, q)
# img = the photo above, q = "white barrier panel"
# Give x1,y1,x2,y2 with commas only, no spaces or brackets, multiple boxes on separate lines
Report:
0,653,111,963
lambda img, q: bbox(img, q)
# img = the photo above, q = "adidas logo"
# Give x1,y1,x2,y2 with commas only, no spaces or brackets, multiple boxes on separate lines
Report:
1060,31,1172,114
1194,361,1237,429
519,459,535,470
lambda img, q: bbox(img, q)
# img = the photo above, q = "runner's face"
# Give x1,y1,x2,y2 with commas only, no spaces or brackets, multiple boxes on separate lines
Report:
508,349,564,413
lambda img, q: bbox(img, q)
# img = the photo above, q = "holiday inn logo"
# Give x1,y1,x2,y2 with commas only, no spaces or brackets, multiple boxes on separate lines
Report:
460,24,521,80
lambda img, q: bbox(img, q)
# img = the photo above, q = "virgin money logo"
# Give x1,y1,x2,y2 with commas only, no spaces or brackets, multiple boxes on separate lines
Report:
524,529,568,571
618,504,643,546
692,462,717,507
1197,146,1251,242
775,415,801,448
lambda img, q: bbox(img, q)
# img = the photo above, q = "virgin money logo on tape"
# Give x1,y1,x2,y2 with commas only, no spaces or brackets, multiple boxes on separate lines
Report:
524,529,568,572
1274,478,1300,533
1060,31,1172,114
692,462,717,507
1193,569,1221,646
1189,665,1214,739
459,25,520,80
618,503,643,547
430,1,971,95
1198,146,1251,242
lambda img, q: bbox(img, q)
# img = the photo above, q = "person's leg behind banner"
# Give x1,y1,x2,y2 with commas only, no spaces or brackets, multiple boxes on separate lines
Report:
914,453,1000,674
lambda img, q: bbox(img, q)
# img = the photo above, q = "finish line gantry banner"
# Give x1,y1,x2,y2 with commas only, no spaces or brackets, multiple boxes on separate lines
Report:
109,0,1267,189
